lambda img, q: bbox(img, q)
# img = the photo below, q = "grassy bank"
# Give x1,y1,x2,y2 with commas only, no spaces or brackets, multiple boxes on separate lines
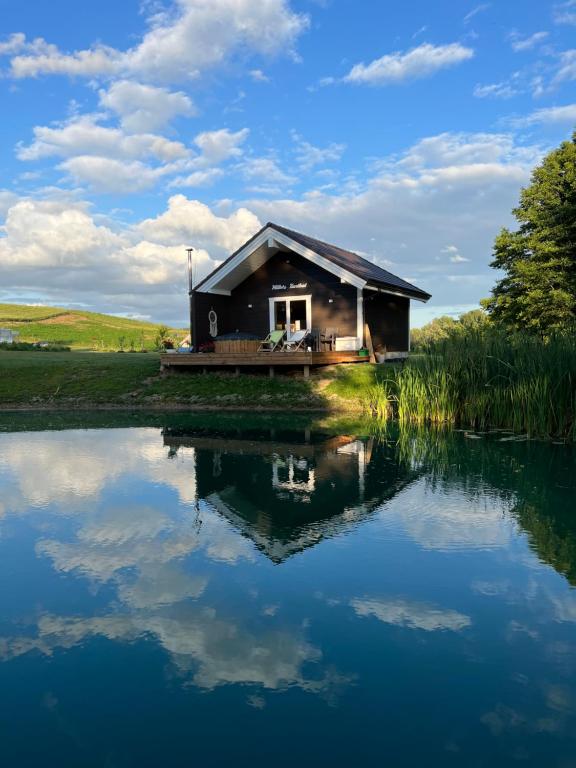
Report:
332,329,575,440
0,351,324,409
1,329,574,440
0,303,182,350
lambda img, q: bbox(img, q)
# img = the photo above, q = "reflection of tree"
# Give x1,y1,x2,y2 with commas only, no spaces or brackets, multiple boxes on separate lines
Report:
393,427,576,585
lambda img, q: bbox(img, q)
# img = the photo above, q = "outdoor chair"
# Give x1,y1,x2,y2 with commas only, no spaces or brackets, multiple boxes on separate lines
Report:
320,327,339,351
283,329,310,352
258,329,285,352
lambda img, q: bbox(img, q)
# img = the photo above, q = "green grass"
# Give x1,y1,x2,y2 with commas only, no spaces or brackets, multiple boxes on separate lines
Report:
2,327,574,438
0,302,183,351
327,328,576,440
0,352,160,403
0,351,324,408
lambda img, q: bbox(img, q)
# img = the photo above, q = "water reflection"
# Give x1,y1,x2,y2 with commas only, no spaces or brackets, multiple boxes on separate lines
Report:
0,415,574,767
164,424,419,561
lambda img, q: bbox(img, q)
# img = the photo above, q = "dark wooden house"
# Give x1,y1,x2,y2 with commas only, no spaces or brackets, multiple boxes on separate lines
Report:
162,223,430,373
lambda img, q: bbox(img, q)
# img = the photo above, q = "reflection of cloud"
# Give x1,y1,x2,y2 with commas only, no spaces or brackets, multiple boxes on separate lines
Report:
384,479,514,551
481,704,525,736
350,597,471,632
548,592,576,624
37,513,201,583
77,505,169,546
0,429,197,515
118,563,207,609
0,609,340,694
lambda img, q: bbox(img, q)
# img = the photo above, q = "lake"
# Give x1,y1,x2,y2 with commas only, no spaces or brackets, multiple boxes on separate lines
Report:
0,412,575,767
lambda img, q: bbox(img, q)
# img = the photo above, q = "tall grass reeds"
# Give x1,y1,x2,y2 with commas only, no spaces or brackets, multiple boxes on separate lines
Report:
364,327,576,440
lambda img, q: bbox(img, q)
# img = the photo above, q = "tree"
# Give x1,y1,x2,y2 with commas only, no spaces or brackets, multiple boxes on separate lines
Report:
154,325,170,351
411,309,489,349
483,132,576,335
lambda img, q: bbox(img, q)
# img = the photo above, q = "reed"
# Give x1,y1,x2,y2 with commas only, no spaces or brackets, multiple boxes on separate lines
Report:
364,327,576,439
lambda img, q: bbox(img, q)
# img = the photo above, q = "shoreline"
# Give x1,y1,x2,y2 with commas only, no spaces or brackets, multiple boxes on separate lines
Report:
0,401,341,413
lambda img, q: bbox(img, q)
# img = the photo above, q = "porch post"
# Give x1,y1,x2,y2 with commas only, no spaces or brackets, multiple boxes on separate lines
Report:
357,288,364,349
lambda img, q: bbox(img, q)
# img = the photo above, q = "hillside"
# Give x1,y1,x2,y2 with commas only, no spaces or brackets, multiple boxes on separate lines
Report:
0,303,184,351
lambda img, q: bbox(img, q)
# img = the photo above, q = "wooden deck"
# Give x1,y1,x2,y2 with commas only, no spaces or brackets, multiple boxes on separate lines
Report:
160,350,369,377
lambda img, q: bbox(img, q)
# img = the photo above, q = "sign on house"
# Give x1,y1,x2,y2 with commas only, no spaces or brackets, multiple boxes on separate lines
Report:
271,282,308,291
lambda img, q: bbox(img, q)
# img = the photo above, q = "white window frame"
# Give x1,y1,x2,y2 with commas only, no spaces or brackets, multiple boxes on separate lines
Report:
269,294,312,340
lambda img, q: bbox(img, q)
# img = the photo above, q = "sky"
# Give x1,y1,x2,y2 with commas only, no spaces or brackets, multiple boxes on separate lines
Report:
0,0,575,327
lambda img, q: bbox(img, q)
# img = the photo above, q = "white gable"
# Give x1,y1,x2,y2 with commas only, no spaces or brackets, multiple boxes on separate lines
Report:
196,225,366,295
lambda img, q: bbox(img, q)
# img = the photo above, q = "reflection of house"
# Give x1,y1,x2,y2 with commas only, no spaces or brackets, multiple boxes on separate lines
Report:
163,425,419,562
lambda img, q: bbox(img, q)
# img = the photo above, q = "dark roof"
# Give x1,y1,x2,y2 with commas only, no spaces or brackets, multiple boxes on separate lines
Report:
268,223,430,301
196,222,431,301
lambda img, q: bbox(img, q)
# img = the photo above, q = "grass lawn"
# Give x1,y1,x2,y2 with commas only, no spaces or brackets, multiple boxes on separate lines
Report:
0,352,160,403
0,351,327,408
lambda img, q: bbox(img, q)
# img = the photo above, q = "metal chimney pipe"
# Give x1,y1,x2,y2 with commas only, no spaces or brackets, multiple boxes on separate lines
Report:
186,248,197,353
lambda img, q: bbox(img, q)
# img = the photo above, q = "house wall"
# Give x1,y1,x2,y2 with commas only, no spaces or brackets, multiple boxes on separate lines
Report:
193,251,412,352
194,249,358,345
363,292,410,352
193,293,231,346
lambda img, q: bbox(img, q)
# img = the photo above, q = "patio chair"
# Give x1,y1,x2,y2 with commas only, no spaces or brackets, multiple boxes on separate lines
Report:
283,329,310,352
258,329,285,352
320,327,339,351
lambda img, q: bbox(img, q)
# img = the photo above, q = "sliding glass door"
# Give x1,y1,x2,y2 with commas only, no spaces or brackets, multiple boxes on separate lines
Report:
269,295,311,339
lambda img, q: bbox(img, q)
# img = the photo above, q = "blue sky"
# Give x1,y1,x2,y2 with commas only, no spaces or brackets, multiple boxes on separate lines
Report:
0,0,575,326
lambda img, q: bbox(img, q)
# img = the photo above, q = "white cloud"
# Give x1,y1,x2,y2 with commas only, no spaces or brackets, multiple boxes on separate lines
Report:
552,49,576,85
442,245,470,263
516,103,576,125
474,82,518,99
17,114,189,163
11,44,121,78
59,155,182,193
292,132,345,170
350,597,471,632
249,69,270,82
7,0,309,82
242,131,541,313
0,33,39,55
342,43,474,86
463,4,490,24
0,199,124,269
16,113,195,193
136,195,261,252
553,0,576,25
99,80,196,132
241,156,297,185
0,189,18,217
1,129,543,323
509,30,549,52
168,168,225,188
0,194,259,321
193,127,249,165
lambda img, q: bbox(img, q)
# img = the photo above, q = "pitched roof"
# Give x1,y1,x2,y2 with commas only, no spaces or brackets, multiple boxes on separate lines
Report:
195,221,431,301
268,222,431,301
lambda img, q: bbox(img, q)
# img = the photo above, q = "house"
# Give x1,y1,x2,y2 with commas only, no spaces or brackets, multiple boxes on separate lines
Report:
0,329,19,345
162,222,430,374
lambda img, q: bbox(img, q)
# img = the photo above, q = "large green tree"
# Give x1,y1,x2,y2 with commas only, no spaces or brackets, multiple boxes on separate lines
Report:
483,131,576,335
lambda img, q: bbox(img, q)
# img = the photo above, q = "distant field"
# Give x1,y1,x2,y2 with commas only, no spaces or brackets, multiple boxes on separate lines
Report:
0,303,184,351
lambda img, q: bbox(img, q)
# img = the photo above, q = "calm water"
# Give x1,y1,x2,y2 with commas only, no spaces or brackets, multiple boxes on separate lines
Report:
0,413,575,767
